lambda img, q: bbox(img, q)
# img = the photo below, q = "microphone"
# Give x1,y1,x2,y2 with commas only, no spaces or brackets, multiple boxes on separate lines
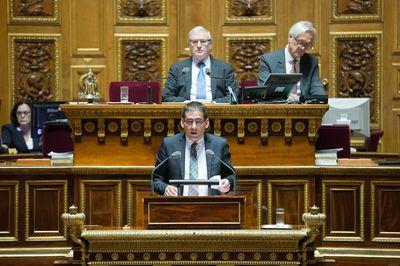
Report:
205,149,237,193
179,67,190,77
204,68,238,104
151,151,181,196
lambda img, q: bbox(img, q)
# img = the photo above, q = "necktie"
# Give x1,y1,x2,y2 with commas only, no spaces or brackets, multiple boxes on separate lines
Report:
189,142,199,196
196,62,206,100
290,59,299,98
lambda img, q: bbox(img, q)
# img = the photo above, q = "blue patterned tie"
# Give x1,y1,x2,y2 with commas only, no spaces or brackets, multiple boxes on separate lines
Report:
196,62,206,100
189,142,199,196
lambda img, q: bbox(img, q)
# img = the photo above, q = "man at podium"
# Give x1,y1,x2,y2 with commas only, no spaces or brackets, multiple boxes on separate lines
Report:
152,101,236,196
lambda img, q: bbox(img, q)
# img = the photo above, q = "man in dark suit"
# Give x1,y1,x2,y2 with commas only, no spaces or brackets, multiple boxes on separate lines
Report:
258,21,326,101
153,101,236,196
162,26,238,103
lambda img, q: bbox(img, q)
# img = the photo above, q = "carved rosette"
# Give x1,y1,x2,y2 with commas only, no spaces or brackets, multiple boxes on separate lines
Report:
332,0,381,22
116,36,167,82
9,35,60,105
225,37,274,83
331,33,381,128
116,0,166,23
9,0,59,23
225,0,274,22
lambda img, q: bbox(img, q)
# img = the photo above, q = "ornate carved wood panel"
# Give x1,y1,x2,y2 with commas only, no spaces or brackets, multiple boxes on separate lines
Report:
127,179,151,227
225,36,274,83
267,179,310,226
0,181,18,242
332,0,381,21
70,65,106,101
8,0,59,23
9,34,61,105
236,179,262,228
224,0,274,23
70,0,105,56
322,180,364,242
80,180,122,227
331,33,382,128
393,110,400,153
116,36,167,82
371,181,400,242
116,0,167,23
25,180,67,241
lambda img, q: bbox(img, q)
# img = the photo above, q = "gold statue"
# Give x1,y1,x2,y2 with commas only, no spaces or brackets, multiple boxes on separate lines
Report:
78,68,101,103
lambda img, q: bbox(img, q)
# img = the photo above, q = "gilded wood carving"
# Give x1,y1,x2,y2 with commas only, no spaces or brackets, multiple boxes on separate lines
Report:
332,0,381,21
116,0,166,23
10,37,60,104
225,0,274,22
9,0,59,23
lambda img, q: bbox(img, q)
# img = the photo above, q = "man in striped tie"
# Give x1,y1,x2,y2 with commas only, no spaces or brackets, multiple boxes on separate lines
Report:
162,26,238,103
152,101,236,196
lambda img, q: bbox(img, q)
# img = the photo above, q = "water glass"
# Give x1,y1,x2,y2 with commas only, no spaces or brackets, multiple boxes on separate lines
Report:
120,86,129,102
276,208,285,226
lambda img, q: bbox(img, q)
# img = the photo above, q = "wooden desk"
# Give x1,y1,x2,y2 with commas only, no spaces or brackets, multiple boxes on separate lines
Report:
61,103,328,166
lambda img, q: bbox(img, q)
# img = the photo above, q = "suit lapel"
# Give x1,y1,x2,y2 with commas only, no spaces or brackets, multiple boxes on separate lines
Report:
15,128,28,151
210,57,218,98
178,133,186,180
204,134,212,179
277,49,286,73
184,59,192,100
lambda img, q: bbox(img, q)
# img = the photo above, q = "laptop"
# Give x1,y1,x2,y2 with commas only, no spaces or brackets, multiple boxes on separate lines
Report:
241,73,302,103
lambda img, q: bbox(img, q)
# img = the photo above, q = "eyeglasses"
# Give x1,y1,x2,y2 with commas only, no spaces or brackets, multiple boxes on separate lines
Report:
16,111,31,116
183,118,206,126
292,37,313,50
189,39,211,46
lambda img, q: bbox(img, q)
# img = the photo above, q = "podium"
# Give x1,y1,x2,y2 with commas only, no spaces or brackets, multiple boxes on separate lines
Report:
144,196,245,229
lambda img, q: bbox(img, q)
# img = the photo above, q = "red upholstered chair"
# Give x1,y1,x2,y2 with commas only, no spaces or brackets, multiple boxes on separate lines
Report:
315,124,351,158
239,80,258,104
42,122,73,157
362,129,384,152
109,81,161,103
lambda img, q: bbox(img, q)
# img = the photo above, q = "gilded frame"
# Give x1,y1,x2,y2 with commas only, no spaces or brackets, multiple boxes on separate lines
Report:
8,33,61,106
7,0,60,24
331,0,382,22
330,32,382,129
115,0,167,24
224,0,274,23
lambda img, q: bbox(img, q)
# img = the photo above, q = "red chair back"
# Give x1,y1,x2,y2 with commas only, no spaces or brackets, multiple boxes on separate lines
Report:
109,81,161,103
315,124,351,158
239,80,258,104
42,122,73,157
363,129,384,152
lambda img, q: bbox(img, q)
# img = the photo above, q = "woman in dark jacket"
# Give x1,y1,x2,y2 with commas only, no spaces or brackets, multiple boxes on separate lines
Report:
1,100,41,153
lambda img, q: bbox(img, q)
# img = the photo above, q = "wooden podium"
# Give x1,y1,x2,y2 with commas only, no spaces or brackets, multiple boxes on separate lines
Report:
61,103,328,166
143,196,245,229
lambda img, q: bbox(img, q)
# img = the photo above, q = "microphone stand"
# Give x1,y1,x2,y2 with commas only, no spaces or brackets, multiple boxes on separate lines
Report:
147,80,153,104
206,149,237,194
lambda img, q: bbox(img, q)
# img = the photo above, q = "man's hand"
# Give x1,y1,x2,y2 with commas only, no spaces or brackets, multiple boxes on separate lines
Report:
164,185,178,196
218,179,230,193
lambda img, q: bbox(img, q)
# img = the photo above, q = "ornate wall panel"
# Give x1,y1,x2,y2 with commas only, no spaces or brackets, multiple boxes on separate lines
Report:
127,179,151,227
224,0,274,23
70,0,105,56
395,1,400,53
70,65,106,100
322,180,364,242
267,179,310,226
177,0,212,57
25,180,67,241
371,181,400,242
393,110,400,153
116,35,167,82
331,32,382,128
0,181,18,242
9,34,61,105
116,0,167,24
8,0,59,24
331,0,382,22
80,180,122,227
393,64,400,100
236,179,262,228
224,35,275,83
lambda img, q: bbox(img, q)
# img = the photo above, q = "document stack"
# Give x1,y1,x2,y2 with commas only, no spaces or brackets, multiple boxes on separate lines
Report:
48,151,74,166
315,149,341,166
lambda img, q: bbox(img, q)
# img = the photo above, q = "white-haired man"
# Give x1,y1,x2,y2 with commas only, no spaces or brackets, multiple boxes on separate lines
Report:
162,26,238,103
258,21,326,101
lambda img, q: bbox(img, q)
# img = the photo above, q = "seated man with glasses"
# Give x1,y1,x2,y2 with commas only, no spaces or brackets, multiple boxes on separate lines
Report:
258,20,326,101
162,26,238,103
1,100,42,153
152,101,236,196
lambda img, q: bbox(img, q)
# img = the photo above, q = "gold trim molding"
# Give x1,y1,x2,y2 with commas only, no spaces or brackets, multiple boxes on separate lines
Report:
224,0,274,23
116,0,167,24
7,0,60,24
0,181,19,242
331,0,382,22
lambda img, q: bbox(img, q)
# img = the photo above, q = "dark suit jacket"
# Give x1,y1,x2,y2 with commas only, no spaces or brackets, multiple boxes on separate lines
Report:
162,57,238,103
1,123,41,153
258,48,326,96
153,133,236,195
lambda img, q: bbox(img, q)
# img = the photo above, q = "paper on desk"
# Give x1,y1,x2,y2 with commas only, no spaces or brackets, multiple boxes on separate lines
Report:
48,151,74,159
210,175,221,189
